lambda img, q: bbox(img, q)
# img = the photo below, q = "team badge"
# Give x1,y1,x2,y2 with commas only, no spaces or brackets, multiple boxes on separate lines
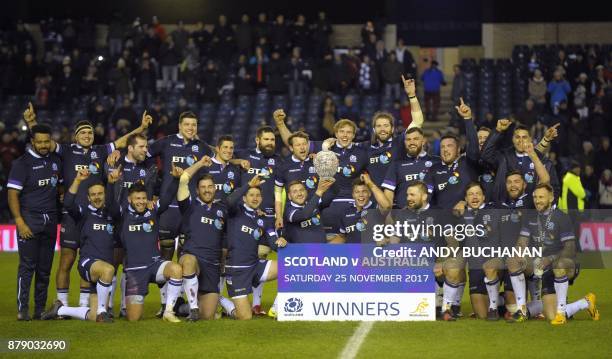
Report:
425,161,433,168
448,176,458,184
482,174,492,183
192,145,199,153
524,173,534,183
529,162,535,169
52,163,58,171
516,199,523,207
139,169,146,177
349,155,357,163
89,162,100,174
308,166,316,174
217,210,224,218
228,171,235,179
547,222,555,230
91,152,98,160
214,218,224,230
268,158,275,166
257,219,264,227
379,152,391,164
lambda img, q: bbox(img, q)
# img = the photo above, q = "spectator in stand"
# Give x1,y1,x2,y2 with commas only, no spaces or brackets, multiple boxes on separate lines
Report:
547,69,572,114
595,137,612,177
17,53,38,95
582,164,599,208
136,57,156,106
236,14,253,56
331,53,351,96
182,37,201,100
107,15,124,57
0,131,22,172
152,16,167,41
362,33,377,61
312,11,332,59
578,141,596,168
212,14,234,62
395,38,416,78
382,52,403,100
338,95,359,122
421,60,445,121
529,69,547,109
201,60,221,103
112,98,138,130
517,99,539,129
599,169,612,210
373,39,387,68
312,52,333,95
268,50,288,95
56,64,80,103
355,119,369,142
254,13,270,43
320,96,337,136
399,97,412,130
234,54,254,95
288,47,307,97
574,73,590,119
292,15,310,57
358,54,378,94
107,57,132,104
192,21,211,58
171,20,189,54
271,14,290,54
141,26,162,59
361,21,376,46
159,36,180,92
249,46,269,90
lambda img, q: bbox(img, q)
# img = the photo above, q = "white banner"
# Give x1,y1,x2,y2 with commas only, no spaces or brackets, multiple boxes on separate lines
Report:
277,293,436,321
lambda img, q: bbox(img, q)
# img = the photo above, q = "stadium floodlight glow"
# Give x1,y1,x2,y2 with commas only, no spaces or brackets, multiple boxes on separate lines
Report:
97,55,104,61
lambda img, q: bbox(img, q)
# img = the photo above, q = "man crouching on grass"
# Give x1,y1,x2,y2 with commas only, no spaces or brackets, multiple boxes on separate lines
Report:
42,169,117,322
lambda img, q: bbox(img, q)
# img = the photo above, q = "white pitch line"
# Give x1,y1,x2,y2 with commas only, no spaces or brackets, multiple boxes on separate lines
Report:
338,321,374,359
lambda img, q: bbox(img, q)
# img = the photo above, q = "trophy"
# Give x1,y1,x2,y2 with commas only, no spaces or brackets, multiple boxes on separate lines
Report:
313,150,339,180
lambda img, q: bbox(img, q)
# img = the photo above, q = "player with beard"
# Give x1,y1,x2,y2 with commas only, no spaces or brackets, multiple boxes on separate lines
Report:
508,184,599,324
381,127,439,209
233,126,281,315
22,103,151,310
481,118,560,204
365,76,424,188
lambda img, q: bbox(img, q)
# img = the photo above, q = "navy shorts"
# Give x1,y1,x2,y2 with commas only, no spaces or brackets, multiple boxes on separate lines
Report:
501,270,514,292
159,206,181,241
321,200,352,234
541,263,580,296
77,257,98,287
468,269,487,295
59,214,79,250
125,260,168,297
225,260,271,298
181,252,221,294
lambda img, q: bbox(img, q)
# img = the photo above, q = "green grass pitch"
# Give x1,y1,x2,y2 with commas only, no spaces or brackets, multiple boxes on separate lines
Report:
0,251,610,358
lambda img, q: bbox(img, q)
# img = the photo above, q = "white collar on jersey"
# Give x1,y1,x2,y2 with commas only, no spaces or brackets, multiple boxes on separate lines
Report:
28,148,51,159
416,203,431,213
289,200,305,208
124,155,136,164
407,151,428,159
353,200,373,211
335,142,354,150
196,197,213,208
539,204,556,216
372,137,393,149
515,151,528,158
291,155,310,163
243,203,256,212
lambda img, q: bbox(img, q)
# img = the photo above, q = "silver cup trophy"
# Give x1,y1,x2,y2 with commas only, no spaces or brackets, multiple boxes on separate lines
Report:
313,150,339,180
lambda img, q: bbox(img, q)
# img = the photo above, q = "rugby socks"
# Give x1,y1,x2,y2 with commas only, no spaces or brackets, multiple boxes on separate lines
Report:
442,280,459,312
160,282,168,306
435,279,443,308
96,279,112,315
566,298,588,318
108,275,117,310
484,276,500,310
219,295,236,316
58,306,90,320
554,276,569,313
453,283,465,306
79,287,91,307
527,274,541,301
57,288,69,306
164,278,183,313
272,296,278,312
218,277,226,293
120,272,127,310
252,283,264,307
509,271,527,312
526,300,543,317
183,273,199,310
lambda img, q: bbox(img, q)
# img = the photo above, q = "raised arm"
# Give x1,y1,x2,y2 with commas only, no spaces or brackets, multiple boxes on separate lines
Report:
524,142,550,185
455,97,479,163
535,123,559,156
177,155,212,202
285,179,334,223
361,173,391,211
113,111,153,149
273,109,292,147
480,119,512,168
226,174,266,211
64,169,91,221
158,165,183,213
106,165,123,218
23,102,58,152
402,75,424,129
